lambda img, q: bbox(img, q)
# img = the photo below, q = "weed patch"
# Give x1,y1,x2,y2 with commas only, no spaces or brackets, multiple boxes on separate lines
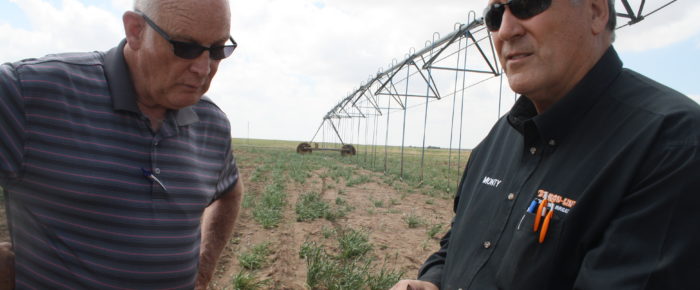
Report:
300,239,404,290
403,213,424,229
295,192,330,222
252,182,286,228
239,242,272,270
337,227,373,260
346,174,371,187
230,271,269,290
428,223,443,239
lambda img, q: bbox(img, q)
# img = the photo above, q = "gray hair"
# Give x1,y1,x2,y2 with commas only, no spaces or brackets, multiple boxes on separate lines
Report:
133,0,158,17
572,0,616,40
606,0,616,31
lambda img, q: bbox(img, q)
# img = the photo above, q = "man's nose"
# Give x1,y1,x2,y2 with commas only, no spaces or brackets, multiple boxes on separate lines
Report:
190,51,212,76
496,7,526,41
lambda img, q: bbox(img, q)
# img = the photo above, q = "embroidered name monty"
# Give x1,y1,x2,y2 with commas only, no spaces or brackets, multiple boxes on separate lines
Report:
482,176,503,188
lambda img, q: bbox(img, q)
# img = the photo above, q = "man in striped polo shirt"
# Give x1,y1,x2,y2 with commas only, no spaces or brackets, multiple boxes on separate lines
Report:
0,0,243,288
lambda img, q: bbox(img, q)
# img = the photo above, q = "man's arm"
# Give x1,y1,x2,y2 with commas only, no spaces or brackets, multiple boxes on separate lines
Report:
0,242,13,290
195,180,243,289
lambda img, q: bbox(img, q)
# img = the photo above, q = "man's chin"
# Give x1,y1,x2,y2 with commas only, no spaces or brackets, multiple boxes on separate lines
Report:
506,74,534,96
169,93,204,109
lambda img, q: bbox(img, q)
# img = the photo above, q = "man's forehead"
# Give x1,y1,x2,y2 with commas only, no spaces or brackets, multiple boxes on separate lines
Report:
159,4,231,44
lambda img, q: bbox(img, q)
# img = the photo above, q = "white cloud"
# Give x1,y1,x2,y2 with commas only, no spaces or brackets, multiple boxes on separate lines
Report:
0,0,694,149
615,2,700,52
111,0,132,11
3,0,122,61
212,0,496,147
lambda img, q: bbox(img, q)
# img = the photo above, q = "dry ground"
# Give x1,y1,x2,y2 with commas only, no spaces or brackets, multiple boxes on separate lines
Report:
209,148,454,289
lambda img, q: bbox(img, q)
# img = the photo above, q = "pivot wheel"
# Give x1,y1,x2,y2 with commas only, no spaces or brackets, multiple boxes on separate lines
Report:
297,142,312,154
341,144,356,156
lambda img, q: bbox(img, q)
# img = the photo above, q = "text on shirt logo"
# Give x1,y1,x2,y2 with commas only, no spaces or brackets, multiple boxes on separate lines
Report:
537,189,577,214
482,176,503,188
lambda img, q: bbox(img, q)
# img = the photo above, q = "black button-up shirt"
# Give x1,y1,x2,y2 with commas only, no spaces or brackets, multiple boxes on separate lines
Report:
418,47,700,289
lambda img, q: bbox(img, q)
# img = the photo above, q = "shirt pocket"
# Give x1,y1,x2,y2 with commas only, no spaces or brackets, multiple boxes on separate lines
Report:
495,210,564,288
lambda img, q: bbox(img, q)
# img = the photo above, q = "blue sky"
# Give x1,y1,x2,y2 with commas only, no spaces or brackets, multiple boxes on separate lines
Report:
623,37,700,96
1,0,698,148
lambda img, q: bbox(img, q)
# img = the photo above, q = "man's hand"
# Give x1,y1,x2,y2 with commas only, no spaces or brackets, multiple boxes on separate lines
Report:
389,280,439,290
0,242,14,290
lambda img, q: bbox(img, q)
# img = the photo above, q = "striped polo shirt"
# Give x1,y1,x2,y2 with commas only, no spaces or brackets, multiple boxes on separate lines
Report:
0,40,238,289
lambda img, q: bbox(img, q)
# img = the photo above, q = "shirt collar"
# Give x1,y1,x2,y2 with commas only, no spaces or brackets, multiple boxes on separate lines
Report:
508,46,623,143
103,39,199,126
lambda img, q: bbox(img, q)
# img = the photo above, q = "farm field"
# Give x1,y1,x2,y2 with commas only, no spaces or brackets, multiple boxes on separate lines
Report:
0,138,467,289
209,139,464,289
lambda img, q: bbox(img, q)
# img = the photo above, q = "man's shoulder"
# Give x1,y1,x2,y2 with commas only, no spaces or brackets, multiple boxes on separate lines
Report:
11,51,105,70
613,69,700,117
192,95,230,124
611,69,700,146
196,96,225,114
8,51,107,84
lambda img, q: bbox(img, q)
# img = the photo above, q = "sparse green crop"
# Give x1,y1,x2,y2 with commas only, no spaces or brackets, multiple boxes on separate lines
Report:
403,213,424,229
230,271,269,290
239,242,272,270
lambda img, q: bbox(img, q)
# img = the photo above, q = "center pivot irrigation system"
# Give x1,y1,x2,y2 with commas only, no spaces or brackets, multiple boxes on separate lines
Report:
298,0,676,182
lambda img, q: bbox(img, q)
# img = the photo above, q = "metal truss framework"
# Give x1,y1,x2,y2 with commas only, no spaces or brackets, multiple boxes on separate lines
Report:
305,0,676,181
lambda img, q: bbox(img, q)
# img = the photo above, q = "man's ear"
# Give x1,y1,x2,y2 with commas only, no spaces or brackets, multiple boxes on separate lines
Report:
123,11,145,50
589,0,609,35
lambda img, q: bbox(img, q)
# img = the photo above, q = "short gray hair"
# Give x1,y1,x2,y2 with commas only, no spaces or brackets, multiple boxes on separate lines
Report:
134,0,157,16
606,0,616,31
572,0,616,40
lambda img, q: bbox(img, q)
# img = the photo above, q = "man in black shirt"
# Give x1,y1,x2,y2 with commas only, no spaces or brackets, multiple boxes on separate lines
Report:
392,0,700,289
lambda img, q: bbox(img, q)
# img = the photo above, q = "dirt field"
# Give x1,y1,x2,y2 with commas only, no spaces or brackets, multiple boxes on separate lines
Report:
0,144,456,289
208,146,454,289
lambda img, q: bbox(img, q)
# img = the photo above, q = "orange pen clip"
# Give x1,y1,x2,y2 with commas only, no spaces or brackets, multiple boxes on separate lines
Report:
539,203,555,243
533,195,548,232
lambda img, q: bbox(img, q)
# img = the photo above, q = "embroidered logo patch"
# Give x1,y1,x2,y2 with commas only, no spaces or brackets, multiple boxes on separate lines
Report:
536,189,577,214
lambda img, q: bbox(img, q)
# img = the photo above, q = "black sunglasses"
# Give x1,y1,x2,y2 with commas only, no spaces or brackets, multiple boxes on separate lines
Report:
483,0,552,31
136,10,237,60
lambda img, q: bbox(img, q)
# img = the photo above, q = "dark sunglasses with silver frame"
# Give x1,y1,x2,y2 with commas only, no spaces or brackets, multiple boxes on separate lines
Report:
135,9,237,60
483,0,553,31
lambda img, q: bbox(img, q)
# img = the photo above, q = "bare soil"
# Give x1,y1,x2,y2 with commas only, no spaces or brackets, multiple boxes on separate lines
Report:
210,149,454,289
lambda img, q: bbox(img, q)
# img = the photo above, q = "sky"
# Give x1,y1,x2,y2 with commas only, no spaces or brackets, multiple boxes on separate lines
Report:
1,0,698,149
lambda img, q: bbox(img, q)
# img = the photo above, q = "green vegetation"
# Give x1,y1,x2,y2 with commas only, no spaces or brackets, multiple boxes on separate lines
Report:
337,227,373,260
252,182,286,229
295,192,330,222
233,138,469,200
321,226,335,239
295,191,354,223
299,229,404,290
346,174,371,187
239,242,272,270
340,144,470,199
403,213,424,229
230,271,269,290
428,223,444,239
228,139,456,288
